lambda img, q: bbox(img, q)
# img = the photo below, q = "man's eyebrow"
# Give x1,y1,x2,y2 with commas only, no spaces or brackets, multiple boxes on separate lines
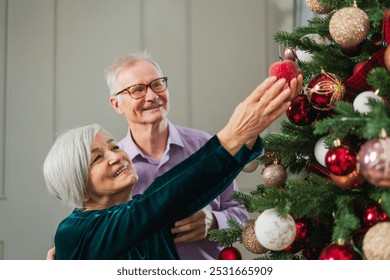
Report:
107,138,115,144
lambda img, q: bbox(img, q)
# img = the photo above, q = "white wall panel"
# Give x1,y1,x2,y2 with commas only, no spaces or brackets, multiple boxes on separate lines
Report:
0,0,6,199
56,0,141,139
3,0,64,259
191,0,270,135
143,0,191,127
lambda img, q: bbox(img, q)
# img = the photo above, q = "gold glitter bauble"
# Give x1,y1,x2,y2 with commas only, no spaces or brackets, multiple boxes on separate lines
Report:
329,7,370,48
363,222,390,260
242,159,259,173
305,0,334,14
262,164,287,187
242,220,269,254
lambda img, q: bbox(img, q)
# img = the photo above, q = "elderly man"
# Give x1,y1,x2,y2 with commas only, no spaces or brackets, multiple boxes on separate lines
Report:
106,51,249,259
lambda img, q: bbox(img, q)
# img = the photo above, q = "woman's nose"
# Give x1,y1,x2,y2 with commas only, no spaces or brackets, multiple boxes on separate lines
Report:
107,151,122,164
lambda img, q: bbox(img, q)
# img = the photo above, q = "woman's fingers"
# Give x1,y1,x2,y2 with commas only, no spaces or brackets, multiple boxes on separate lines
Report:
246,76,278,103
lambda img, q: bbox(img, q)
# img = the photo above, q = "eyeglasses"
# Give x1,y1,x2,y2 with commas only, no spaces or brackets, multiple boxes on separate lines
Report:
114,77,168,99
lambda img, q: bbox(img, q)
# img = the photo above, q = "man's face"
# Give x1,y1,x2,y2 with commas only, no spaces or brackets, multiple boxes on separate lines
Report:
112,60,170,125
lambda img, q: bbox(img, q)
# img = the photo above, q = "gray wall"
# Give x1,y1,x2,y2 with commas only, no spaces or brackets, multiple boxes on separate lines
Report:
0,0,294,259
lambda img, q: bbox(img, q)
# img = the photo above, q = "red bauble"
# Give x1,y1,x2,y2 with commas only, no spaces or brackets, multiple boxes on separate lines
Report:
353,60,367,74
284,218,312,253
361,203,390,228
325,145,356,176
286,94,319,126
269,60,299,83
218,246,242,260
319,242,362,260
305,70,345,111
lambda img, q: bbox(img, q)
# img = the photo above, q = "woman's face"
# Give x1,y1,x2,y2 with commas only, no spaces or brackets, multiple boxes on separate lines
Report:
87,132,138,206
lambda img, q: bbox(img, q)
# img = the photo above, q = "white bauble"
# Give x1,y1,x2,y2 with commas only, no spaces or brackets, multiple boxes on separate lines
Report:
287,167,308,180
314,136,329,167
296,34,326,63
301,33,326,45
242,159,259,173
353,91,383,114
295,49,313,63
254,208,296,251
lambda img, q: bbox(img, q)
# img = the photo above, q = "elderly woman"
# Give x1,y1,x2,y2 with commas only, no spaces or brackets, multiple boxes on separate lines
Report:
43,75,301,259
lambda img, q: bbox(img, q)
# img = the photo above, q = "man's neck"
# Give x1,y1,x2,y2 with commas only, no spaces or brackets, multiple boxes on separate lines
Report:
130,120,169,160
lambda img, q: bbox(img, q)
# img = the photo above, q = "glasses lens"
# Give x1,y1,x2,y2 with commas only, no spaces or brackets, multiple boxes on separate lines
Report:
151,78,167,93
129,84,146,97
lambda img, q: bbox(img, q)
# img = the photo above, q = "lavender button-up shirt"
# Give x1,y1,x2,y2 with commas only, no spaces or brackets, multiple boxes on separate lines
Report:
118,121,249,259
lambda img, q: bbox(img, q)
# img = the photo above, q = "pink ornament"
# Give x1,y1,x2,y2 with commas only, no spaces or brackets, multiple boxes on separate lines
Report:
283,47,297,61
357,136,390,187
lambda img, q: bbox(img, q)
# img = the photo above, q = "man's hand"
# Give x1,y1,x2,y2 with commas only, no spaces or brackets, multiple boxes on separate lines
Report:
46,246,55,260
171,208,217,243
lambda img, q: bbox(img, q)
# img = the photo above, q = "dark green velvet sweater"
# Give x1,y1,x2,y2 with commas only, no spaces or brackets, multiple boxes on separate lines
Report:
54,136,263,259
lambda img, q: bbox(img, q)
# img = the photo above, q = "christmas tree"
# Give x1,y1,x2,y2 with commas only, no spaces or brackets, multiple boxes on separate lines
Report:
210,0,390,260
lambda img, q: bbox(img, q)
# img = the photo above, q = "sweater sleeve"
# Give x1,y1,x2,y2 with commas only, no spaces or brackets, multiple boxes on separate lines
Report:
55,136,263,259
127,135,263,241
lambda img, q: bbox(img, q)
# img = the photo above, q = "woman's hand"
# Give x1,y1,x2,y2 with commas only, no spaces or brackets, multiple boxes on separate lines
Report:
217,74,302,155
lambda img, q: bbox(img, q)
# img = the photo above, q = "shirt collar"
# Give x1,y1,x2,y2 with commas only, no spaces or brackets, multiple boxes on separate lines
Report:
123,121,184,160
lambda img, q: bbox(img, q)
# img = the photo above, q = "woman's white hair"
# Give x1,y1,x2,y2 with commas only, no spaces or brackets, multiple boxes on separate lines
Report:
105,50,163,96
43,124,113,209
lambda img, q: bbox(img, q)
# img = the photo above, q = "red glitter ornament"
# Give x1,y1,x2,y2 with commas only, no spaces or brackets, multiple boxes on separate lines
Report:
218,246,242,260
319,242,362,260
306,70,345,111
286,94,319,126
284,218,312,253
325,143,357,176
361,203,390,228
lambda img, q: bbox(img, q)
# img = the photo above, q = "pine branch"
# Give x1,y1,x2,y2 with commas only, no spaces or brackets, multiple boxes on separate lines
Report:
208,219,243,247
250,174,340,218
231,191,253,212
261,121,317,172
332,196,361,241
367,67,390,99
255,251,297,260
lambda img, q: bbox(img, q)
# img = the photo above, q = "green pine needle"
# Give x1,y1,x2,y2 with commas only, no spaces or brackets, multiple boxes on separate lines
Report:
208,219,243,247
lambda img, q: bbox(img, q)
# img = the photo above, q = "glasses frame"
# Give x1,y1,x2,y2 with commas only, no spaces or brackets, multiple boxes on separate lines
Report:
114,77,168,100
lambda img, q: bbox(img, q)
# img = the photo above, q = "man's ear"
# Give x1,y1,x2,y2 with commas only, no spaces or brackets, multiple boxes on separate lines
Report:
109,96,123,115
